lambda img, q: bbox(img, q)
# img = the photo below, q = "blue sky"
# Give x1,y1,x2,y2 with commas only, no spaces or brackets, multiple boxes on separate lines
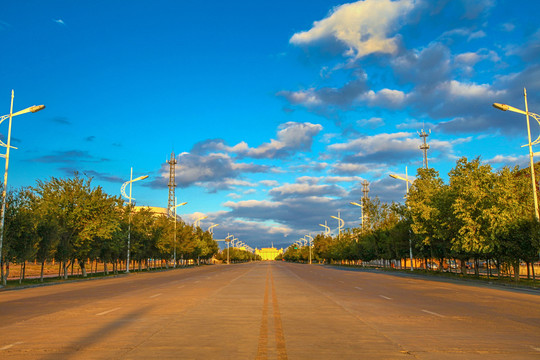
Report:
1,0,540,249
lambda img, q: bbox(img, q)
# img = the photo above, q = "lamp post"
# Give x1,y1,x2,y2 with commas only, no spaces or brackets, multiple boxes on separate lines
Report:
349,202,364,234
389,167,414,271
194,215,208,228
305,234,313,264
172,200,188,268
207,223,219,234
121,168,148,273
0,90,45,287
493,88,540,221
225,234,233,264
331,212,344,240
319,221,330,236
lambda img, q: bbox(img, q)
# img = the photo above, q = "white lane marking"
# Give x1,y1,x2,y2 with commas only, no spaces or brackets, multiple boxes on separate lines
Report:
379,295,392,300
177,285,185,289
96,307,121,316
339,280,345,284
0,342,23,351
354,287,363,290
531,346,540,352
422,309,445,318
194,280,200,284
150,293,162,298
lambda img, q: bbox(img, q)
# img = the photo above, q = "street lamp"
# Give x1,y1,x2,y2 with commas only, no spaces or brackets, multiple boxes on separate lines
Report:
331,212,344,240
194,215,207,228
319,221,330,236
171,200,188,268
0,90,45,287
305,234,313,264
493,88,540,221
121,168,149,273
225,234,233,264
349,202,365,234
207,223,219,234
389,166,414,271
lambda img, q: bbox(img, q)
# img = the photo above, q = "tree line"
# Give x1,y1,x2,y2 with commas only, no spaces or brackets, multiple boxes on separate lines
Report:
281,157,540,281
0,174,219,285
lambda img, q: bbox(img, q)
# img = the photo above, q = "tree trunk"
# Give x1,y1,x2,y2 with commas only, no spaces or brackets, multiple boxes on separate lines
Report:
460,259,467,275
474,258,479,277
80,259,87,277
533,262,536,281
40,260,45,282
19,262,24,284
526,261,531,279
513,262,520,281
1,258,4,286
104,261,108,275
63,261,68,279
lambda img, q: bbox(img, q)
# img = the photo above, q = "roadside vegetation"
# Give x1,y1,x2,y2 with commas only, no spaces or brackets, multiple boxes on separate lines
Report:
281,157,540,284
0,173,219,286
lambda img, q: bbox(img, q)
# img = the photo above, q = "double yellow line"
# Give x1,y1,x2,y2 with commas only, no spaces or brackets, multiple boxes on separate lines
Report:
256,266,288,360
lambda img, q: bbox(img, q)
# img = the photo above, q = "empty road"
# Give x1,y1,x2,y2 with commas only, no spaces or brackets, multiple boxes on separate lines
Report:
1,261,539,359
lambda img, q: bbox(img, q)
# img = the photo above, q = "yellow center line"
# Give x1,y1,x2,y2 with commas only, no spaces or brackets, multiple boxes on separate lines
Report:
270,269,288,360
256,267,270,360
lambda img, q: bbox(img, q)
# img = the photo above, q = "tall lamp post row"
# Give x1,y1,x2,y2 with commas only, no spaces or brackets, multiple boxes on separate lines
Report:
0,91,45,287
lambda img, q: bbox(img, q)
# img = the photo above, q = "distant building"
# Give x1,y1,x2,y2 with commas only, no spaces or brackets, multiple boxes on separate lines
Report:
133,206,168,217
255,247,283,261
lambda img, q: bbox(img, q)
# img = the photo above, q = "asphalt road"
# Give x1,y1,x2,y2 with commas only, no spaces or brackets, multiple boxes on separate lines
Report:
0,261,539,359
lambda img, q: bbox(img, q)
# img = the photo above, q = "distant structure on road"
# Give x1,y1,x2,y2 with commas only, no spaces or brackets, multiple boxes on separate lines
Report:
255,247,283,261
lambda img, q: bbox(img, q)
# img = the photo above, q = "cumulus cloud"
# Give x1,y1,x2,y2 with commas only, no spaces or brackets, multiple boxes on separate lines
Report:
242,122,323,158
260,180,280,187
330,162,374,175
290,0,416,59
190,122,323,159
269,182,347,200
150,152,271,192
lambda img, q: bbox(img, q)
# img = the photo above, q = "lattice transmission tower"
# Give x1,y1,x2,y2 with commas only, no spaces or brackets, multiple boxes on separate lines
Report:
167,151,177,218
418,128,430,169
361,180,370,201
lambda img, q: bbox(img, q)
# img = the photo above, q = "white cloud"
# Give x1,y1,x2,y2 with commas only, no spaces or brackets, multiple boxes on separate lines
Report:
240,122,323,159
290,0,416,59
468,30,486,41
224,199,281,210
486,154,528,167
269,183,347,199
443,80,505,99
329,132,418,153
260,180,280,187
361,88,407,108
357,117,384,128
330,163,373,175
227,193,242,199
53,19,66,25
